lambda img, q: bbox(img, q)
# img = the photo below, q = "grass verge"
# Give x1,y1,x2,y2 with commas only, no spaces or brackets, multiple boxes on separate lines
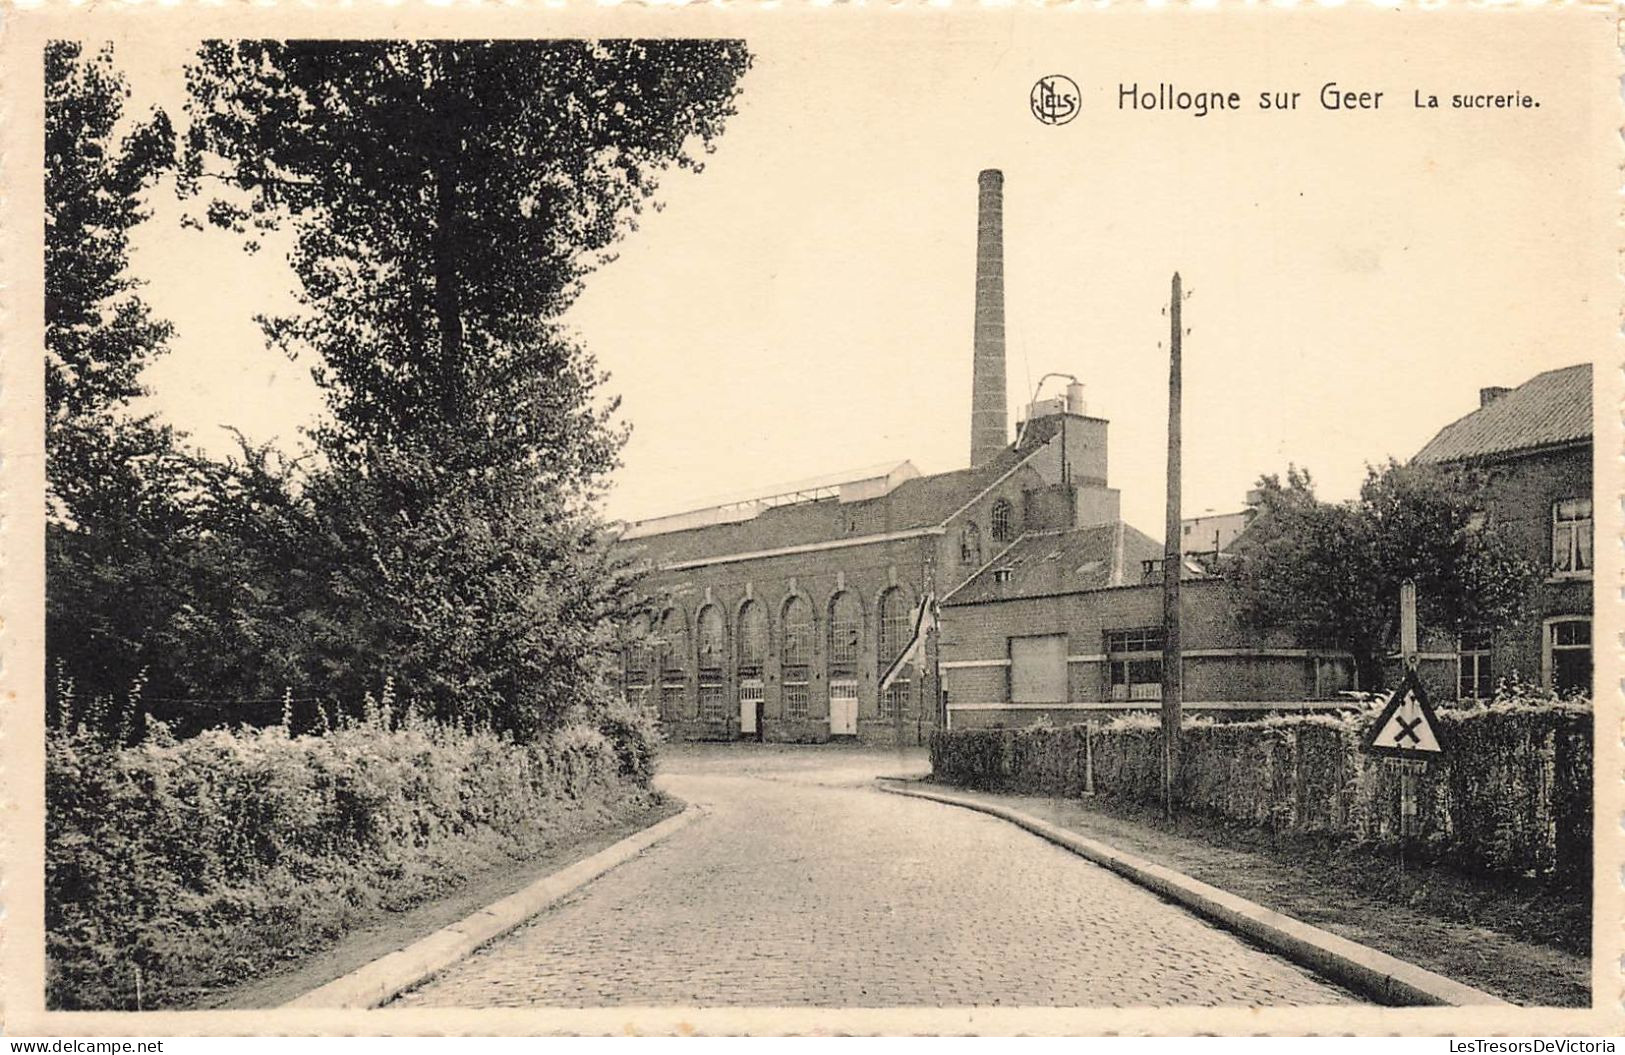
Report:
924,784,1588,1008
192,794,684,1010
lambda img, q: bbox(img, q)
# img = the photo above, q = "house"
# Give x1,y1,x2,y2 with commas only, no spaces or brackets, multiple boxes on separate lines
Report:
1412,363,1593,698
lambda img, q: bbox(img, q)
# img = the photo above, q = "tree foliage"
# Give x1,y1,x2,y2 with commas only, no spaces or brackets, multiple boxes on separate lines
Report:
1226,461,1538,689
181,40,751,450
44,41,200,720
173,40,750,737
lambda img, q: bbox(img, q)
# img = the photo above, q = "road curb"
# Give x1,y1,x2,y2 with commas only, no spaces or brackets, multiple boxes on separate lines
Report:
285,802,706,1009
876,781,1508,1008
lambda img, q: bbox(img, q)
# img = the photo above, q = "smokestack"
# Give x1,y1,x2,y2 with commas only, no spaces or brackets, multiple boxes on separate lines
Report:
970,169,1008,467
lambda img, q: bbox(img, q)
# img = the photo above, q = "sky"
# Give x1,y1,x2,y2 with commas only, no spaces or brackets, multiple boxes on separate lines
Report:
119,12,1612,541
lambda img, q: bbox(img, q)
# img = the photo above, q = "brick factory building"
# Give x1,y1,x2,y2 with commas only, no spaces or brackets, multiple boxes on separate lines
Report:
615,169,1136,744
935,539,1359,730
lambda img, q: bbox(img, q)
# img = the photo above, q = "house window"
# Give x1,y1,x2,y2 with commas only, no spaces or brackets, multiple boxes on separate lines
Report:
1106,626,1164,701
829,591,862,676
1551,498,1592,576
1547,618,1591,697
960,522,983,566
991,499,1014,543
737,600,768,676
1458,627,1493,700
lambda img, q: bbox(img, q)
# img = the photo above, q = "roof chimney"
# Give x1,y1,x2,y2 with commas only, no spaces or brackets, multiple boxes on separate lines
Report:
970,169,1008,467
1479,386,1511,408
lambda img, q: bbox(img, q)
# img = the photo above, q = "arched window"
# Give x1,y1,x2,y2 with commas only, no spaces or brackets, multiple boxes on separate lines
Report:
737,600,768,675
696,605,726,670
877,588,912,666
623,613,654,709
782,595,814,668
781,596,814,720
656,608,689,720
959,522,983,566
991,499,1014,543
829,591,862,677
696,605,727,722
877,588,914,719
658,608,688,673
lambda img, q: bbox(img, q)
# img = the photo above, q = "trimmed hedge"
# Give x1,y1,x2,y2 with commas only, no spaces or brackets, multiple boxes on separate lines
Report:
47,702,661,1010
931,701,1591,886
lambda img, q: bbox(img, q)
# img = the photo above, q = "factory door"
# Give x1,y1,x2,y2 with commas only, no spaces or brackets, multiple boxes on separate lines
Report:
829,679,859,736
738,679,764,740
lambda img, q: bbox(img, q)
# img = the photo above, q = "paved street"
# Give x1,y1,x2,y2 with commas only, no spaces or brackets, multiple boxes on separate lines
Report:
393,745,1359,1008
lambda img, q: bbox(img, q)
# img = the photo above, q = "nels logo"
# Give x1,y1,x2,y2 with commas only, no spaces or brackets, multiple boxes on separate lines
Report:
1030,75,1081,126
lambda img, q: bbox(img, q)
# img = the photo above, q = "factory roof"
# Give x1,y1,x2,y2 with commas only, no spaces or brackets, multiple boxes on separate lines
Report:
943,523,1166,605
617,443,1042,569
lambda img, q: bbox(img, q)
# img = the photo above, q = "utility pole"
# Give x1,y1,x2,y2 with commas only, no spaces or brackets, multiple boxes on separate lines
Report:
1161,271,1184,818
1398,579,1419,839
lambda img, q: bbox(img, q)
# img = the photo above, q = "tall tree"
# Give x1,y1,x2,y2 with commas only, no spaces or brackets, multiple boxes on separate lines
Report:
45,42,193,720
182,41,750,736
1226,461,1538,691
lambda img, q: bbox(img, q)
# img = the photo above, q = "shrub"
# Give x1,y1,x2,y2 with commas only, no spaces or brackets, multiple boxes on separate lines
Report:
46,712,658,1010
930,696,1590,887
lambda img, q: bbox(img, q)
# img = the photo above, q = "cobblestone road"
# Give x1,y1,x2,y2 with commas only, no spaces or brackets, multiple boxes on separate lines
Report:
393,746,1359,1008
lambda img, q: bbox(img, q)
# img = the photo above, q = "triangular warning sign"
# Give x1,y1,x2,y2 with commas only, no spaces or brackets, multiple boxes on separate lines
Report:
1361,668,1448,761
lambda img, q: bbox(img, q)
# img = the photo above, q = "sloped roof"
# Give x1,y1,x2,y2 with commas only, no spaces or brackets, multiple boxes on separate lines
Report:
619,445,1035,567
944,523,1165,605
1413,363,1592,464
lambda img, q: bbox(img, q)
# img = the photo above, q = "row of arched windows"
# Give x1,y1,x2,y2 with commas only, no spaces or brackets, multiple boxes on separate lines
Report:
624,587,918,681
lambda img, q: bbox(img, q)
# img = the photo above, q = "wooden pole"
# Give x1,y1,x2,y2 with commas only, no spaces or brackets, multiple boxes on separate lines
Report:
1398,579,1419,838
1161,272,1184,817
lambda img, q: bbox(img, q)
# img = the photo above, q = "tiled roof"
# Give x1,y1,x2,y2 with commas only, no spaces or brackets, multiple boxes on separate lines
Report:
1413,364,1592,464
944,523,1165,605
618,446,1034,567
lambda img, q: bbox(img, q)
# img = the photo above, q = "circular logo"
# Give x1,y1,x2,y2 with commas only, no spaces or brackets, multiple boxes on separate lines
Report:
1030,75,1081,126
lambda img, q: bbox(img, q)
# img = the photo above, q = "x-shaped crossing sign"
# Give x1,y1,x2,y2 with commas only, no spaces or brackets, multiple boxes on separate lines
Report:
1361,668,1447,761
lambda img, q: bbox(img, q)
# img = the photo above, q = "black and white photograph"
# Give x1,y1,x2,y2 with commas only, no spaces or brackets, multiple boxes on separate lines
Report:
2,4,1619,1040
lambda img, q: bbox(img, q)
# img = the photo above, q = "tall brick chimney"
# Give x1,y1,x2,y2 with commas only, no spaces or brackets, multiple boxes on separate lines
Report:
969,169,1008,467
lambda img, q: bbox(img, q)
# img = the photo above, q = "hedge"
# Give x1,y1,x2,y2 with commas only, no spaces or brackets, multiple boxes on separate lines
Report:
930,700,1591,886
46,701,661,1010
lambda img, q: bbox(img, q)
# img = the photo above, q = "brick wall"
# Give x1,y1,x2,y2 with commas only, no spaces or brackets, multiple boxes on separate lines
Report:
1462,444,1593,692
940,579,1355,727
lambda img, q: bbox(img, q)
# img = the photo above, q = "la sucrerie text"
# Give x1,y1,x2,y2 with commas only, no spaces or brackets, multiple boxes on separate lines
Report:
1118,82,1540,117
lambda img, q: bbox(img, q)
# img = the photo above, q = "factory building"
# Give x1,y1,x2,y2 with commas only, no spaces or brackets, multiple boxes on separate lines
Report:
614,169,1363,742
616,170,1132,743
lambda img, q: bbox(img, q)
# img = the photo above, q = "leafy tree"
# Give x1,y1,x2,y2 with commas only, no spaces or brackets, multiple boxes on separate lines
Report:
181,40,750,736
44,41,193,724
1226,461,1538,690
45,41,174,459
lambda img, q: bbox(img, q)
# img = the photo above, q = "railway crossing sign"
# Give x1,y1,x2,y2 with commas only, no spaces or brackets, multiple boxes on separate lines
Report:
1361,667,1447,761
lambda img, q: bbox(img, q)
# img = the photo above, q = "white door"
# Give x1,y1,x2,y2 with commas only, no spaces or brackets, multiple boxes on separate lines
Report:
829,679,858,736
739,679,763,736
